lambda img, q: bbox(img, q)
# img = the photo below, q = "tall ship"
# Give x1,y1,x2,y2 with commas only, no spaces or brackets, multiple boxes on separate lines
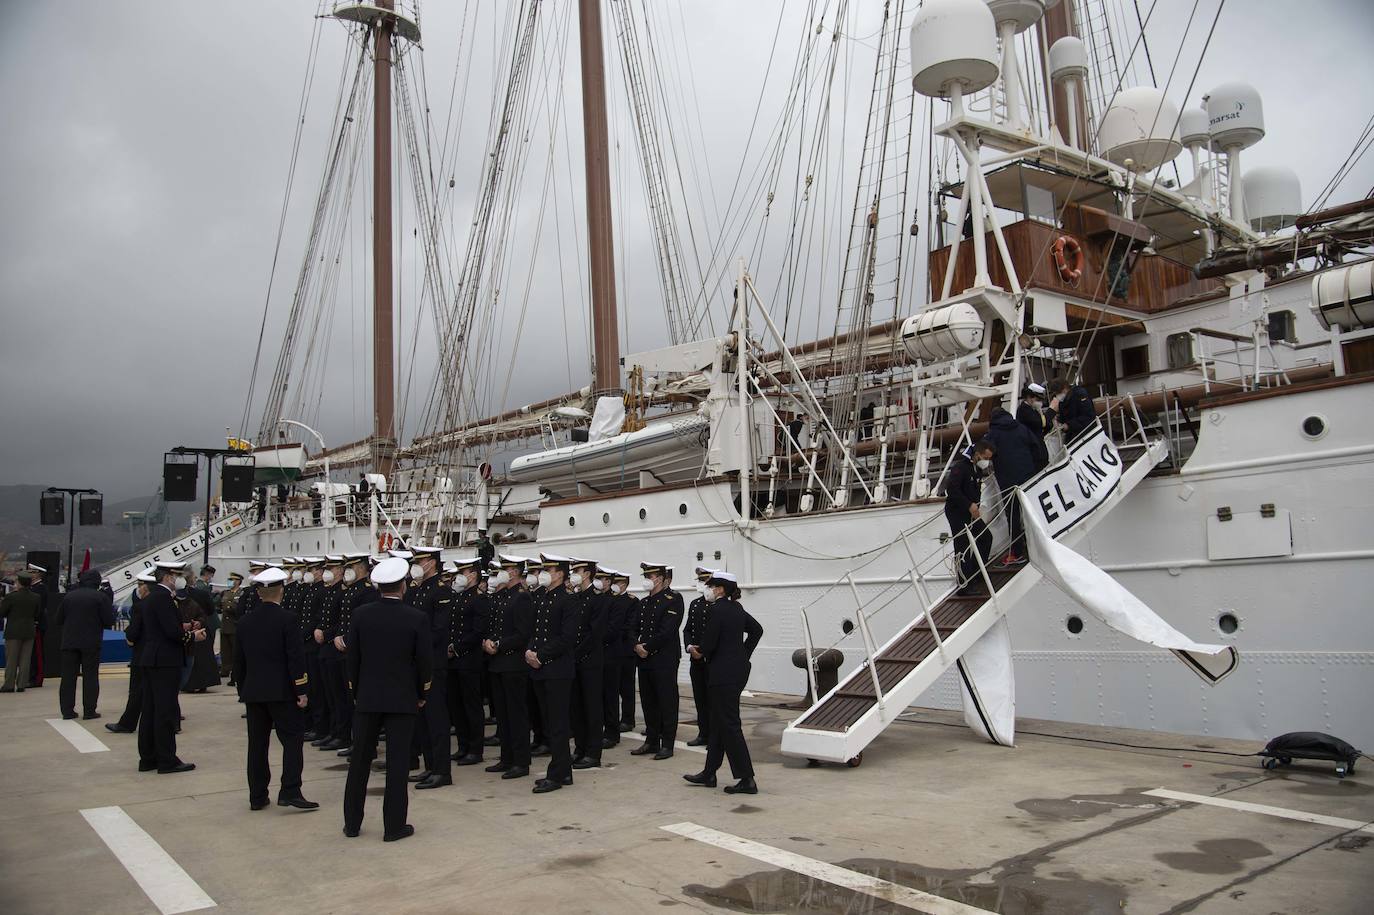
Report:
110,0,1374,760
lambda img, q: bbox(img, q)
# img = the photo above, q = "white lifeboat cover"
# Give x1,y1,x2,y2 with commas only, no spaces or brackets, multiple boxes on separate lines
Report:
589,395,626,442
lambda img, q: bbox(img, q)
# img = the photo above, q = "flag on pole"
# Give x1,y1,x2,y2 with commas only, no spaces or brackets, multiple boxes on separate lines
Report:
80,548,91,574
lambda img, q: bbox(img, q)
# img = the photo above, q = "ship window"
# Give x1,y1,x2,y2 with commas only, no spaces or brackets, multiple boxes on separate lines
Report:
1267,310,1296,343
1066,615,1084,635
1301,415,1327,440
567,516,575,528
678,503,688,516
1217,612,1239,635
1120,344,1149,377
1166,333,1194,369
841,618,856,635
601,512,610,525
638,508,647,521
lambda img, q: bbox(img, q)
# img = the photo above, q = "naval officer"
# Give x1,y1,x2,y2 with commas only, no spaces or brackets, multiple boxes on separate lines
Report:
106,569,157,734
483,556,534,780
234,566,318,811
407,545,453,789
134,561,204,774
682,566,715,748
568,558,605,770
446,557,488,767
342,557,431,842
526,554,579,793
630,561,684,760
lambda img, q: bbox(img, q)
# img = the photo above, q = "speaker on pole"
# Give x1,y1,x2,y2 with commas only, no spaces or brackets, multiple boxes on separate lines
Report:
164,454,199,502
40,492,64,525
221,458,256,503
79,494,103,526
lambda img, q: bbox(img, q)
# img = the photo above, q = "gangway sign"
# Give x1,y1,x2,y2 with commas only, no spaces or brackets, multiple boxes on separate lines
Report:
106,512,251,598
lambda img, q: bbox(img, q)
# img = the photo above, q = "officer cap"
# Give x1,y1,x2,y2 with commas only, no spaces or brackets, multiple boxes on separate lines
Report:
248,560,267,570
452,556,482,571
135,568,157,583
412,545,443,557
497,554,527,568
611,570,631,583
593,566,616,578
228,572,244,581
343,551,370,561
540,553,571,570
27,563,46,573
154,560,188,573
371,557,410,586
706,570,738,588
389,549,415,561
1022,382,1046,398
640,561,673,577
569,557,597,572
325,554,345,564
694,565,715,579
253,567,289,587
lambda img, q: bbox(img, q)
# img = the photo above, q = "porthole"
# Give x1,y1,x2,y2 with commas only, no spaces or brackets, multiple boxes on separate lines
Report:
602,512,610,525
1217,611,1240,635
567,516,576,527
1066,615,1084,635
1301,414,1327,440
678,503,688,516
841,618,856,635
638,508,647,521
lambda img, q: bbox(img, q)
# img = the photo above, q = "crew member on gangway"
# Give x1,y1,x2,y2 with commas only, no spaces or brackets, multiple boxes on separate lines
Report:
944,439,997,595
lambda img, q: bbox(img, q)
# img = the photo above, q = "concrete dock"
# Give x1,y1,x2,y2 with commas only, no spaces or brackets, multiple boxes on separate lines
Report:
0,665,1369,914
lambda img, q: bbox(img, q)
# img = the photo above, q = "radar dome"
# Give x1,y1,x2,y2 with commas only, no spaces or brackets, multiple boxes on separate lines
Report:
1206,82,1264,151
1244,165,1302,233
910,0,999,98
1049,36,1087,82
1179,107,1210,148
985,0,1048,33
1098,87,1182,171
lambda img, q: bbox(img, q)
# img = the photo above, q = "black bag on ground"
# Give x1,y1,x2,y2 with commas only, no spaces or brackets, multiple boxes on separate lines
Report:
1259,731,1360,776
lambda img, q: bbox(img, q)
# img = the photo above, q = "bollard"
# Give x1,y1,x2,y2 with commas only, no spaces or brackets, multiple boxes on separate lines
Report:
790,647,844,708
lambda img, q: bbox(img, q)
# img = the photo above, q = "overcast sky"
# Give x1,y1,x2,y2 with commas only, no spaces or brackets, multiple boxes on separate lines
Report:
2,0,1371,504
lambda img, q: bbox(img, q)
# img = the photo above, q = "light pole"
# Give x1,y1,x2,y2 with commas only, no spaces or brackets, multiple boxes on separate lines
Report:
41,487,101,589
277,419,332,530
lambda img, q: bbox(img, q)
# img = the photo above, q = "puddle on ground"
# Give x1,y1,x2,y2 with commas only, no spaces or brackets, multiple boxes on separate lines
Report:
1273,775,1371,797
684,858,1126,914
1331,835,1371,853
1155,838,1271,875
732,804,764,814
552,852,604,868
1014,789,1160,822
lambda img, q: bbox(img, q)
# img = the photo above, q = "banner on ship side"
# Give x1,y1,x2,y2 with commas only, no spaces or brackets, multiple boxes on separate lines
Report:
1022,422,1123,539
106,512,248,594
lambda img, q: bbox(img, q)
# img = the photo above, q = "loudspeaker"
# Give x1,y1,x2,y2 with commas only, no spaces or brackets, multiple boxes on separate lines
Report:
40,493,64,525
79,494,103,526
221,463,255,503
164,458,199,502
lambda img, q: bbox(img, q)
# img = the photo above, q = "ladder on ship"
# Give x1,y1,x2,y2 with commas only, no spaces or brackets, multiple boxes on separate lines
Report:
103,511,257,605
780,433,1168,766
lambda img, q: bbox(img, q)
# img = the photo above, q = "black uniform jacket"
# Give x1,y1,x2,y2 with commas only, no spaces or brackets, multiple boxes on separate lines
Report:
134,586,189,668
448,588,488,671
683,594,710,663
57,585,115,651
529,584,578,680
987,407,1047,487
1059,385,1096,440
234,600,308,703
412,574,453,662
336,580,378,649
699,599,764,687
485,587,534,674
346,597,433,715
316,583,345,658
572,587,606,668
600,590,625,660
299,582,325,650
943,454,982,526
1016,401,1050,439
635,588,684,669
613,593,638,659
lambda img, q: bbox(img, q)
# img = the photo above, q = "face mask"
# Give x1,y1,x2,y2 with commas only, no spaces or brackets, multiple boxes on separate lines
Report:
592,579,606,592
453,577,469,592
976,458,992,471
1031,399,1044,409
322,570,335,585
303,572,315,584
174,576,188,591
291,570,303,582
537,570,553,589
568,572,583,588
643,578,655,592
697,581,709,594
524,573,538,588
343,568,357,584
705,589,721,603
410,563,424,581
494,570,510,587
610,583,624,595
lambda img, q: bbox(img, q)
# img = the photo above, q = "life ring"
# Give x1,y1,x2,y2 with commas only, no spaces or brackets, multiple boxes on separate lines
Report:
378,532,392,552
1052,235,1084,284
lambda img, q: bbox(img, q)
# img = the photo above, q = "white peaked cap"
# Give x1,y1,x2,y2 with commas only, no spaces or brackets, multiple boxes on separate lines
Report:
389,549,415,560
154,560,188,572
371,557,410,586
135,569,157,583
253,567,289,586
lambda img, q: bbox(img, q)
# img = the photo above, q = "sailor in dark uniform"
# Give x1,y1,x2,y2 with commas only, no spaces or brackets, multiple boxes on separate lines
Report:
406,545,453,790
311,556,346,750
611,570,638,732
234,566,318,811
299,559,330,741
684,571,763,795
595,567,625,748
446,558,488,767
325,552,374,757
526,554,579,793
482,556,533,779
106,568,156,734
682,566,715,748
630,561,684,760
523,561,548,757
342,557,432,842
134,561,204,774
567,558,606,769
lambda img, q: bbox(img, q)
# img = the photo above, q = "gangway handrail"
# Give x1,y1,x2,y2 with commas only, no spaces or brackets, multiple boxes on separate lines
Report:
798,609,820,706
846,573,886,711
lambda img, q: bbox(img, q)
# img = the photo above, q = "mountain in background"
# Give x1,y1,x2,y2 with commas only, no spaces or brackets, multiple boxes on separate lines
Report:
0,484,197,572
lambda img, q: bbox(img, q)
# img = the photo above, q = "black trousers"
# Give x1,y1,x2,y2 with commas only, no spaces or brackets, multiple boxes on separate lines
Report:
703,682,754,779
492,669,531,767
59,647,101,717
137,666,183,769
570,662,603,762
527,679,545,745
245,700,304,802
345,711,415,836
448,667,484,758
321,654,353,741
219,632,236,680
413,664,449,777
638,663,679,749
1005,495,1025,557
601,658,623,742
116,664,143,730
531,677,572,783
688,660,711,743
618,661,636,725
303,649,326,733
949,515,992,587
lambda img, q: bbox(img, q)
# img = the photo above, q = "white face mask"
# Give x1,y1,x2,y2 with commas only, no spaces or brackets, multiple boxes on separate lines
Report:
697,581,709,594
568,572,583,588
322,570,335,585
453,576,469,592
610,583,624,595
174,576,188,591
410,563,425,581
303,572,315,585
537,570,553,589
705,588,721,603
291,570,303,582
643,578,655,592
976,458,992,471
1031,398,1044,409
343,568,357,584
494,570,510,587
592,578,606,591
524,573,538,588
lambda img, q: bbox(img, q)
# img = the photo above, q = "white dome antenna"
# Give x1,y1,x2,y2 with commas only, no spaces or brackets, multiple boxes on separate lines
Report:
986,1,1048,130
910,0,999,117
1244,165,1301,234
1049,35,1087,148
1098,87,1183,172
1206,81,1265,224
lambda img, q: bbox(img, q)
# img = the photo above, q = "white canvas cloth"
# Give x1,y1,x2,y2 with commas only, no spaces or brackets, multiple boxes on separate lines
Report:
588,395,626,442
957,618,1016,746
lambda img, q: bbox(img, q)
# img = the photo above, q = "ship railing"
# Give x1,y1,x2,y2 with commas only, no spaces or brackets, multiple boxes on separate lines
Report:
1190,326,1291,394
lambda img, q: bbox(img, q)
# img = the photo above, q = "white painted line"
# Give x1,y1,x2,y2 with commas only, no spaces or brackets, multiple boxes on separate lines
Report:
661,821,995,915
622,730,707,755
80,806,216,914
47,718,109,754
1144,788,1374,835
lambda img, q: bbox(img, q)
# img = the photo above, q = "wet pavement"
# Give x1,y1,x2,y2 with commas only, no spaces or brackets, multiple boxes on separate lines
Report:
0,666,1369,914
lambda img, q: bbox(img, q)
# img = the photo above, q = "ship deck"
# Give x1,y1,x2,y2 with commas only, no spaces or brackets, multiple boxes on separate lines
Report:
1,665,1369,914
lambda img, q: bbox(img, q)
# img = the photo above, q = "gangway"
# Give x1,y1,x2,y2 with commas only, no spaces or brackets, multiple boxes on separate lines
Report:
781,425,1168,765
103,511,256,605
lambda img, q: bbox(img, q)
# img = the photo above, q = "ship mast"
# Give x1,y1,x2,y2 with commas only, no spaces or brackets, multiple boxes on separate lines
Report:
578,0,621,395
371,0,398,474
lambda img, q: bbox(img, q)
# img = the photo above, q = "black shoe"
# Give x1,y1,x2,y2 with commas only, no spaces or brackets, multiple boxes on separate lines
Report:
654,748,674,760
559,774,574,786
601,737,618,749
343,825,360,838
138,761,158,772
158,762,196,774
483,734,501,747
407,770,432,783
686,736,707,747
618,722,633,733
501,766,529,780
723,777,758,795
62,713,78,720
484,761,511,773
278,796,320,810
303,731,319,741
83,712,102,721
629,743,658,756
337,746,352,757
571,757,600,770
453,753,483,767
415,774,452,790
532,778,561,794
372,759,388,771
0,686,14,693
683,772,717,787
530,743,550,757
310,736,330,747
105,723,135,734
319,738,346,751
383,825,415,842
250,799,270,810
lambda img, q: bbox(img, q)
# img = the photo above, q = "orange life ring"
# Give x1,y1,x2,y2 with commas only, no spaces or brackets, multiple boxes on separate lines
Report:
1052,235,1084,284
378,532,392,552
